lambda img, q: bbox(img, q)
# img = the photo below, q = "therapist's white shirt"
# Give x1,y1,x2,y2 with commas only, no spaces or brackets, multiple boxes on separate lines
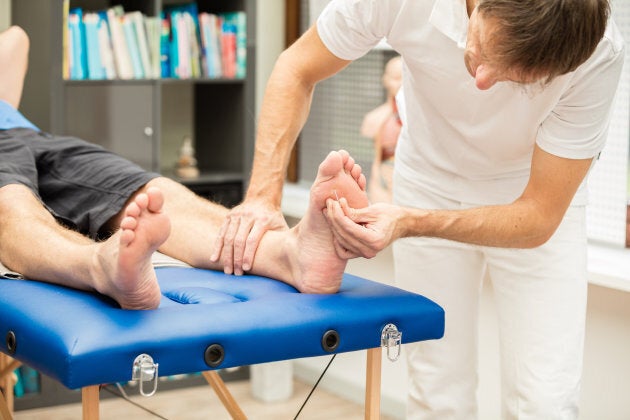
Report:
317,0,624,206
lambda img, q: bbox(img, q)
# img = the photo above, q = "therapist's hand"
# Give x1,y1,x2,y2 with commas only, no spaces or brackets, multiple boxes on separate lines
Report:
210,199,289,275
324,198,403,259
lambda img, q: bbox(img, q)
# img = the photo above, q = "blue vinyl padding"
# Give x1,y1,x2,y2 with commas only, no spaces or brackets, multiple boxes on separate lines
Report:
0,267,444,389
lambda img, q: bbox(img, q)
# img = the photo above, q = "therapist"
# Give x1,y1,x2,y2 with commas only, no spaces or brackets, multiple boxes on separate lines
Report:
212,0,624,417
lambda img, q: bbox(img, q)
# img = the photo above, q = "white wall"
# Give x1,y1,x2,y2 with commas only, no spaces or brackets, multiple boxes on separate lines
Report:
255,1,285,116
0,0,10,31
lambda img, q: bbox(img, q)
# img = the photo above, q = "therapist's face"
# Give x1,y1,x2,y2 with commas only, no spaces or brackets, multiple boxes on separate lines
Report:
464,8,539,90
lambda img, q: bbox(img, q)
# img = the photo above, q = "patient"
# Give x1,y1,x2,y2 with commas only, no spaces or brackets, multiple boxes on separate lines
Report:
0,26,369,310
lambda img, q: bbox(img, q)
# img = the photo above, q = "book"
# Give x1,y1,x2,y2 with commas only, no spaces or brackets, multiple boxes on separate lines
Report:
220,12,246,79
220,18,236,78
83,12,105,79
199,12,222,78
96,11,117,79
163,3,203,79
127,11,153,79
62,0,70,79
159,14,171,78
122,14,145,78
144,16,162,79
107,6,134,79
175,11,192,78
68,7,87,80
184,11,202,78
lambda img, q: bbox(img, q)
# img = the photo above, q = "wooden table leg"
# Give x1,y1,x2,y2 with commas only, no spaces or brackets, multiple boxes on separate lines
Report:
82,385,100,420
365,347,382,420
0,354,20,418
0,388,13,420
202,371,247,420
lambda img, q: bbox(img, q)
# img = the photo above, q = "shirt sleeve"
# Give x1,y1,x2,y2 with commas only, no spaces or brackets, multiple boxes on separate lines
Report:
0,100,39,131
537,26,625,160
316,0,403,61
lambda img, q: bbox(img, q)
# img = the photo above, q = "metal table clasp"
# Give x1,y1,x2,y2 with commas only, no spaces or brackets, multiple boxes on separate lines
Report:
132,353,159,397
381,323,402,361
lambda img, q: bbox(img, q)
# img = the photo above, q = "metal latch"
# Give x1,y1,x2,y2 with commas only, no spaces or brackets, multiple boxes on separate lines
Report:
132,353,159,396
381,323,402,361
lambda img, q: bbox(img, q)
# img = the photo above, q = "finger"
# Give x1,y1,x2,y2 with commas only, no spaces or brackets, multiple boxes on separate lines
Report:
210,218,230,262
326,199,363,252
220,217,241,275
327,199,377,258
338,198,371,225
332,236,361,259
338,198,361,220
242,223,265,272
232,217,255,276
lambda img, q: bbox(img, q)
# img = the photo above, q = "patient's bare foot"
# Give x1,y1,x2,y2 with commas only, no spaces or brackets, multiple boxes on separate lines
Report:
93,187,171,309
289,150,368,293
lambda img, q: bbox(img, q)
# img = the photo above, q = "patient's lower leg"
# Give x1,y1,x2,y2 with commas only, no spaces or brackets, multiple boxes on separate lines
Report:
154,150,368,294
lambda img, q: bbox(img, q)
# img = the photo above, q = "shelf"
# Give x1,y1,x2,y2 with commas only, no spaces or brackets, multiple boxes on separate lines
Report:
587,241,630,292
64,77,246,86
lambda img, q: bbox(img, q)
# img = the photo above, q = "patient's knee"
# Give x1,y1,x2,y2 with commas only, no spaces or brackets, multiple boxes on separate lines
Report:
0,184,40,214
1,26,30,55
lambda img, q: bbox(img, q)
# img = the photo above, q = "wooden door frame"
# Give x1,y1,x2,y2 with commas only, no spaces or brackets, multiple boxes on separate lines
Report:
285,0,301,183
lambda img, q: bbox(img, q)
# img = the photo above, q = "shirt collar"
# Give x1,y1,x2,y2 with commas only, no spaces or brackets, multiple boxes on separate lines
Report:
429,0,469,49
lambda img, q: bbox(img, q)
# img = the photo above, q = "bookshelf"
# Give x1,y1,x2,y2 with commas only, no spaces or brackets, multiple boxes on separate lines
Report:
8,0,255,410
12,0,256,207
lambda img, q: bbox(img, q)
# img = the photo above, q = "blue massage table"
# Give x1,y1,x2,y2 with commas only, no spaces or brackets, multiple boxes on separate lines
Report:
0,267,444,419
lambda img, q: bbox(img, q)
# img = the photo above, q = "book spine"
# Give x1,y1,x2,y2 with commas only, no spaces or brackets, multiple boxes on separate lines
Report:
68,8,86,80
97,11,117,79
130,12,153,79
122,15,145,79
160,14,171,78
107,6,134,79
84,13,105,80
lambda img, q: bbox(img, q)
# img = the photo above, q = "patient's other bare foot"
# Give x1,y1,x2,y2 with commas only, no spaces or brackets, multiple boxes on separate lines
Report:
289,150,368,293
94,187,171,309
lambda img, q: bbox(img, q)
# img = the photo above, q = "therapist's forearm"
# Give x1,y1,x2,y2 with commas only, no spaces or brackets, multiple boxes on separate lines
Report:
246,53,315,208
398,198,561,249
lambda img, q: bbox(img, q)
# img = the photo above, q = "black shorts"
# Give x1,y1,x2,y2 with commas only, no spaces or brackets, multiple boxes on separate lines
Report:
0,128,159,239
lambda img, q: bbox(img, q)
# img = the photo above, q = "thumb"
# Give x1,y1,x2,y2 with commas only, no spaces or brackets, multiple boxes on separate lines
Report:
339,198,368,223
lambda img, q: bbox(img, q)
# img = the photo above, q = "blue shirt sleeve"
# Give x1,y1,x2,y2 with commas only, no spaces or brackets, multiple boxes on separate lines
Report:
0,100,39,131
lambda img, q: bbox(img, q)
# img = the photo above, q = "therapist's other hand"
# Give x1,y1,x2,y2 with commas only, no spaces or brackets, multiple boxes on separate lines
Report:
325,198,402,259
210,199,289,275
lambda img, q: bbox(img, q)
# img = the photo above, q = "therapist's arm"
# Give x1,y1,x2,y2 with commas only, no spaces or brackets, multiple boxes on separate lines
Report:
211,25,352,275
326,144,594,258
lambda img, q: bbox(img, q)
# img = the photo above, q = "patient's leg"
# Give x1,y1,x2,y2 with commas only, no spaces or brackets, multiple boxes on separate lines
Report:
152,150,368,293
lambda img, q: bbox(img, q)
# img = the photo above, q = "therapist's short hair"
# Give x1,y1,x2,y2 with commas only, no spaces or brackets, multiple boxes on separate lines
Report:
478,0,610,83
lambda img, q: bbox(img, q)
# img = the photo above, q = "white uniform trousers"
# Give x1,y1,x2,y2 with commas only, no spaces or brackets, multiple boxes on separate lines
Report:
393,173,587,419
